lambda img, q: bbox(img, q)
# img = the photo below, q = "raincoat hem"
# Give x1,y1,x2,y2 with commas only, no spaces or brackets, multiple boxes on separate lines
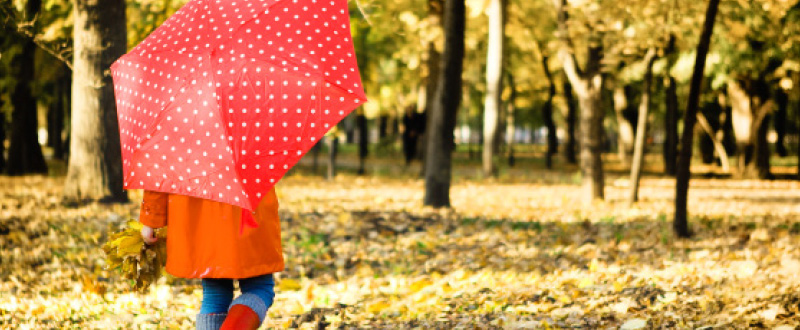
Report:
166,263,285,279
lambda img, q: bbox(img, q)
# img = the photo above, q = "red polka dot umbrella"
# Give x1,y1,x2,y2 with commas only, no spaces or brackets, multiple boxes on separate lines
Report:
111,0,366,228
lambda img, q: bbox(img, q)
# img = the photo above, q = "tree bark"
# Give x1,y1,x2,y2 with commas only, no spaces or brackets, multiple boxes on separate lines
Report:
48,66,68,160
557,0,605,205
424,0,465,208
311,140,321,174
577,74,605,204
64,0,128,202
378,114,389,140
664,76,679,175
482,0,505,177
728,79,752,171
663,35,679,176
7,0,48,175
774,88,789,157
613,84,634,165
696,112,730,172
749,101,773,179
628,49,657,205
421,0,444,177
506,72,516,167
357,110,368,175
697,110,716,164
326,135,339,180
562,73,578,164
541,56,558,169
674,0,720,238
0,98,5,172
796,71,800,178
728,79,774,179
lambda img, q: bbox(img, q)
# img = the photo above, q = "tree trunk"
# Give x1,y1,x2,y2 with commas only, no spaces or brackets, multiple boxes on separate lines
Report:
698,116,716,164
613,85,634,165
7,0,48,175
311,140,321,174
557,0,605,205
64,69,73,159
378,114,389,140
506,72,516,167
696,112,730,172
542,56,558,169
64,0,128,202
774,88,789,157
728,79,774,179
0,99,5,172
675,0,720,238
326,135,339,180
578,76,605,204
628,49,657,205
663,36,679,176
422,0,444,177
562,73,578,164
48,66,68,160
664,76,679,175
749,101,773,179
482,0,505,177
357,110,368,175
796,71,800,178
424,0,465,208
728,80,752,172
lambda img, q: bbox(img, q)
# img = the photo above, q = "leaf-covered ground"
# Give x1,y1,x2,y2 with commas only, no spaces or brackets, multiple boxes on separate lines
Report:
1,158,800,328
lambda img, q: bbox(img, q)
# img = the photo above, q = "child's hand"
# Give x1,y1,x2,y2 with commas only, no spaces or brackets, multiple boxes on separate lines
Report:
141,225,158,244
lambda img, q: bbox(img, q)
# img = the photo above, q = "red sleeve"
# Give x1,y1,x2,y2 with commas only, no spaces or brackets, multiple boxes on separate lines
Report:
140,190,168,228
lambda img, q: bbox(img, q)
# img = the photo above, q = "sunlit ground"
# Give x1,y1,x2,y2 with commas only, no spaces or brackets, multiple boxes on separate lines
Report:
1,149,800,328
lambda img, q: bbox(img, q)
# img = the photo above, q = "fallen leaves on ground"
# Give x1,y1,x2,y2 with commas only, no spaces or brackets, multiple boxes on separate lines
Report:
1,168,800,328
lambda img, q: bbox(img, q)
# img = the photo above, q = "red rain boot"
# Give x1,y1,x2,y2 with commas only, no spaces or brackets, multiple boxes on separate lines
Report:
220,304,261,330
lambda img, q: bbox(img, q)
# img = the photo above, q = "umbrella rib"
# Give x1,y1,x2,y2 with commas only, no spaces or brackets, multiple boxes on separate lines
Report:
210,63,253,210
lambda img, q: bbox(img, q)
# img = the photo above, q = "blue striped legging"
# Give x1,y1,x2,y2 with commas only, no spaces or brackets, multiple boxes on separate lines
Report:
199,274,275,314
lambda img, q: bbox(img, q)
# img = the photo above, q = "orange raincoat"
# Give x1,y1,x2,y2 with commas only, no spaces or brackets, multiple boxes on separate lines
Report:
139,189,284,279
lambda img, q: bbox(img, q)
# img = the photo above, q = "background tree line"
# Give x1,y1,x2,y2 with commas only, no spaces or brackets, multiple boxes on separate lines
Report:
1,0,799,237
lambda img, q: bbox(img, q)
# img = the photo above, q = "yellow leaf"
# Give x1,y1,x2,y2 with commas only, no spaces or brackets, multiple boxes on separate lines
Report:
589,258,600,272
409,279,433,293
277,278,302,291
337,212,351,224
118,235,144,256
288,301,306,315
305,282,315,301
127,220,143,231
30,305,46,316
366,301,391,314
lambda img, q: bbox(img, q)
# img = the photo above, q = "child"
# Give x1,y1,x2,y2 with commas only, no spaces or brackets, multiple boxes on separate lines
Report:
139,188,283,330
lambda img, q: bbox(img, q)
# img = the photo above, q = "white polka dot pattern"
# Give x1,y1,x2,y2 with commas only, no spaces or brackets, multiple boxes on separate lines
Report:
111,0,367,211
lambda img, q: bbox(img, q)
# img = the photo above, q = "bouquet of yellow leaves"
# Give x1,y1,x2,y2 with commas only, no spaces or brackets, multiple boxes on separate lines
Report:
102,220,167,292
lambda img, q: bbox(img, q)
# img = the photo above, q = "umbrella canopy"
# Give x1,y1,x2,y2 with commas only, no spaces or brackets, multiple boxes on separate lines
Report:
111,0,367,213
